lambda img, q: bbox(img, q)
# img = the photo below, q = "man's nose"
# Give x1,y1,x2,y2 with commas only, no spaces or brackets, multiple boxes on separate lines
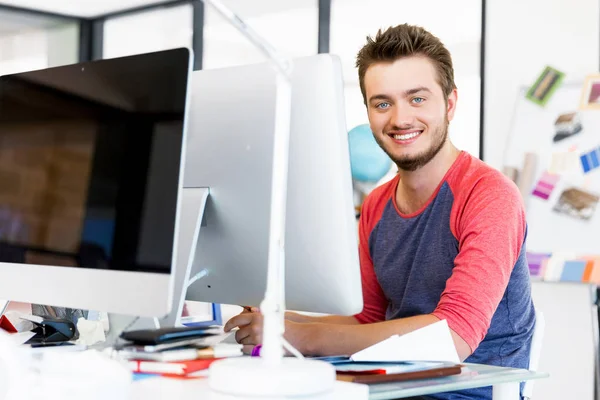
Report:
390,104,416,128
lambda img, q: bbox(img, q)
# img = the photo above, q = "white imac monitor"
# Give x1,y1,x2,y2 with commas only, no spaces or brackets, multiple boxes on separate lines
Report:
185,54,362,315
0,48,193,317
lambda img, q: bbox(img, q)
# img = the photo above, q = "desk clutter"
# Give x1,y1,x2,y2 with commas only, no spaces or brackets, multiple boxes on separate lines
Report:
527,251,600,282
115,325,242,378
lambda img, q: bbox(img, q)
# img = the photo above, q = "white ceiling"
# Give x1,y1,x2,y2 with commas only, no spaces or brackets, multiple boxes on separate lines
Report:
0,0,314,18
0,0,172,18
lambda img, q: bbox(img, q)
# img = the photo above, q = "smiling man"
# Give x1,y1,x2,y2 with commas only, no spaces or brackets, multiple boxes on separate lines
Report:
225,24,536,400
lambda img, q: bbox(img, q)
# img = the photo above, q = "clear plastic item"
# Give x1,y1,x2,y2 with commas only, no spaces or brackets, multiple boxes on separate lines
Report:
27,350,132,400
0,330,131,400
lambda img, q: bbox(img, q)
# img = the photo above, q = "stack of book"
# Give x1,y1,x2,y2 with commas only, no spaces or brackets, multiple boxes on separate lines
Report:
116,326,242,378
122,344,242,377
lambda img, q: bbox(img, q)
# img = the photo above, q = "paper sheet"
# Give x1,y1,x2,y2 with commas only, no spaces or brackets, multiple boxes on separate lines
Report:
10,331,35,346
351,319,460,363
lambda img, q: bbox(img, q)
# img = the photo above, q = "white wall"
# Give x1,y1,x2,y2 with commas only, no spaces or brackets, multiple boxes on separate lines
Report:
103,4,193,59
47,23,78,67
484,0,599,170
531,282,598,400
0,23,78,76
202,0,317,69
0,29,47,75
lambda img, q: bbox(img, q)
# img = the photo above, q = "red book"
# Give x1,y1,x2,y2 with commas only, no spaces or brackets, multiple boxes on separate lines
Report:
0,316,17,333
129,358,218,376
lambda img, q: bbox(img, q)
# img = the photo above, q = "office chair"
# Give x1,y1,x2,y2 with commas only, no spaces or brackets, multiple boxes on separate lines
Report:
523,311,546,400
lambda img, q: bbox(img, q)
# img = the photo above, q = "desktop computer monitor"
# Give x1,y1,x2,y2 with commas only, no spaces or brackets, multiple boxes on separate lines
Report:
0,48,193,318
185,54,362,315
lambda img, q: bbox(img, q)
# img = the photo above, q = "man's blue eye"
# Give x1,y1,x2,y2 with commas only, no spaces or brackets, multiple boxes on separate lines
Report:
376,102,390,109
412,97,425,104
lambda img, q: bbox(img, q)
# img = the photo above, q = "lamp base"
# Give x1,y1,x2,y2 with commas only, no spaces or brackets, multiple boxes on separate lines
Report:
209,357,336,397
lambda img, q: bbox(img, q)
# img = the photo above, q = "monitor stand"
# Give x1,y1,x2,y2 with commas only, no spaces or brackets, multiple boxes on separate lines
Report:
103,187,210,347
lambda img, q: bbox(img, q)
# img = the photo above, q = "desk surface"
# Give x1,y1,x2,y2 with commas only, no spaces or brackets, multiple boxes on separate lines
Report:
368,363,548,399
131,363,548,400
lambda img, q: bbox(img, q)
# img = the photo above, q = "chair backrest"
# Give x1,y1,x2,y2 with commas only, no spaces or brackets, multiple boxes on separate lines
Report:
523,311,546,399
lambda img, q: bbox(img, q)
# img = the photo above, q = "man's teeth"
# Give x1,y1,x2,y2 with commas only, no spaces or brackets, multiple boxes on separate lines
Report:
393,132,420,140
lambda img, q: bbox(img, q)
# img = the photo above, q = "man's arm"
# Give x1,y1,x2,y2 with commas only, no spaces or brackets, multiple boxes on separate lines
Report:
224,311,471,360
284,312,360,325
294,314,472,360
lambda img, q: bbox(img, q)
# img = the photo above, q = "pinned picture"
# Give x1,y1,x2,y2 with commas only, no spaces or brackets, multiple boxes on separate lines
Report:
531,171,559,200
553,187,599,221
553,112,582,142
580,74,600,110
525,66,565,106
580,147,600,174
549,152,579,174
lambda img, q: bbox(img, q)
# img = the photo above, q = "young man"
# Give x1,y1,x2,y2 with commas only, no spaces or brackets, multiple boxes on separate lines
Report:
225,24,536,399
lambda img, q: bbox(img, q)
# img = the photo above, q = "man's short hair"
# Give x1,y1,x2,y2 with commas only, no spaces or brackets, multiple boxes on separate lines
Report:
356,24,456,104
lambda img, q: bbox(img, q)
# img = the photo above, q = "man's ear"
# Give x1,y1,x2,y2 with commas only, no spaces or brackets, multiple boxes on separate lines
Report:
446,89,458,122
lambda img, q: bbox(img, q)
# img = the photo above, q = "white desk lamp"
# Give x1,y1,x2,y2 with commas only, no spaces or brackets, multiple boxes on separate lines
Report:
202,0,336,397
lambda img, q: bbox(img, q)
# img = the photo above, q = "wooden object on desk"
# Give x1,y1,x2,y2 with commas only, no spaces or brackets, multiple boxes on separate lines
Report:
336,365,462,384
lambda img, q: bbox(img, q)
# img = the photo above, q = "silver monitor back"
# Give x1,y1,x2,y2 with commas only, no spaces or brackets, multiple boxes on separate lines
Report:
185,54,362,315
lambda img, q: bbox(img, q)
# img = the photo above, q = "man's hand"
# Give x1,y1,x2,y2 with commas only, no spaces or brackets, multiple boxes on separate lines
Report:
224,309,316,355
225,309,263,346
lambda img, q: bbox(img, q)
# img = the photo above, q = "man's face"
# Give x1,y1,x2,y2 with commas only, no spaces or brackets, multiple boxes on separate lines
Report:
364,56,457,171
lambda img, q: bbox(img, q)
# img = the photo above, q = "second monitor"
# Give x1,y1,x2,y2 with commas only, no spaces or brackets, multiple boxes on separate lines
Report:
185,54,362,316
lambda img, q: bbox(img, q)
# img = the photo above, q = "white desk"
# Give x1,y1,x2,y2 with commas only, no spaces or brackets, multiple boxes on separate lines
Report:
132,378,368,400
131,363,548,400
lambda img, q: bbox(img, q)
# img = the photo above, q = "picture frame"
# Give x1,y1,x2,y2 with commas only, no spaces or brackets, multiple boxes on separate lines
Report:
579,74,600,110
525,66,565,106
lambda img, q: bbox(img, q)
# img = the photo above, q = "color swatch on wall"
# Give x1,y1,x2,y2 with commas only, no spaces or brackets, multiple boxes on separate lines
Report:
560,260,587,282
526,252,551,277
580,146,600,173
525,66,565,106
553,187,600,221
526,252,600,283
549,152,579,174
531,171,559,200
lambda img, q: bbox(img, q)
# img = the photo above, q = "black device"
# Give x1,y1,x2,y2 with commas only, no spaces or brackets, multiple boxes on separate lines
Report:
25,316,79,344
120,325,217,345
0,48,190,275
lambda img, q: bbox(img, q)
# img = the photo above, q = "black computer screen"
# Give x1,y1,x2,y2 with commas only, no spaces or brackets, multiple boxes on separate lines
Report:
0,48,190,274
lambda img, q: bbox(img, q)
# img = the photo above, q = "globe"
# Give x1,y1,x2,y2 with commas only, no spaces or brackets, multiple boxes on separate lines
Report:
348,124,391,182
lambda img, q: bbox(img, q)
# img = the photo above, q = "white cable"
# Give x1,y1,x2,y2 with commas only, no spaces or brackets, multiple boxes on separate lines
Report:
187,268,209,287
281,337,304,359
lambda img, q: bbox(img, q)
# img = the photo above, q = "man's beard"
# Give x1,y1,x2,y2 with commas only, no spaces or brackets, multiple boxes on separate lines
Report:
375,119,449,172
